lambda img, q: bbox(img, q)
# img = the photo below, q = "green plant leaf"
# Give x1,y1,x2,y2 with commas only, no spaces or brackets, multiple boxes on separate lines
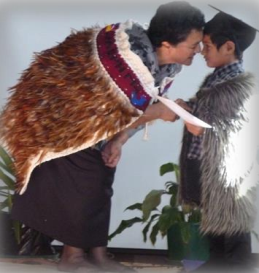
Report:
142,190,164,221
0,147,14,174
160,163,180,183
0,198,9,210
108,217,143,241
150,221,160,245
125,203,142,211
182,204,192,214
165,181,178,191
160,163,175,176
0,168,15,189
179,222,191,244
173,164,180,183
161,205,173,213
158,207,182,235
0,186,10,190
142,213,160,242
170,195,177,207
13,220,22,244
165,182,178,206
0,161,12,174
0,186,11,196
0,192,9,198
188,208,201,223
7,194,13,213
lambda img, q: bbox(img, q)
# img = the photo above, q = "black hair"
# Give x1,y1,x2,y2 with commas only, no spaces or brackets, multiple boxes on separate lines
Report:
204,12,256,60
147,1,205,48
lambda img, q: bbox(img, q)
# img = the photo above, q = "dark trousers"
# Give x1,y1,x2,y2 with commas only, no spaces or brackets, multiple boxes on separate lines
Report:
197,233,255,272
182,158,202,205
209,233,252,265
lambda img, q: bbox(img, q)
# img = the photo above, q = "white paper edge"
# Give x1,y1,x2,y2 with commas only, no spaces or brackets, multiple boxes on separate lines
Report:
156,96,212,129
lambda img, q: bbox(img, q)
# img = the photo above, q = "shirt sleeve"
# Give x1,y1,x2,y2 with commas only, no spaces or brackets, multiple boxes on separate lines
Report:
126,125,145,138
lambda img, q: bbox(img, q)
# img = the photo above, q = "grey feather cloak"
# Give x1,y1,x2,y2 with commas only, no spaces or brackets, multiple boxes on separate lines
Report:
179,72,259,236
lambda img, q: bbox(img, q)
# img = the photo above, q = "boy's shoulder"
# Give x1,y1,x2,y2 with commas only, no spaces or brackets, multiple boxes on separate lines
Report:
201,71,255,89
196,71,256,103
217,71,255,89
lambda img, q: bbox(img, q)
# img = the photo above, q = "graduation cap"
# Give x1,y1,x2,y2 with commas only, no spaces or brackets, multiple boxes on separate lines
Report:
206,5,258,52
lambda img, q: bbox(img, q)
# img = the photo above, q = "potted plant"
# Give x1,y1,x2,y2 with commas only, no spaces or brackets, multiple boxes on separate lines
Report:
0,146,56,257
108,162,209,262
0,146,21,255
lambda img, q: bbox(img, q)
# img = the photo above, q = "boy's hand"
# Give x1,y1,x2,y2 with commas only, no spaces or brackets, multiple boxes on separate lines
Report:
185,122,204,136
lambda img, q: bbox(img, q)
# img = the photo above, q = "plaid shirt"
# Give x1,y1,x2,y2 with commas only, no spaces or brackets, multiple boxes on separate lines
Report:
187,60,244,159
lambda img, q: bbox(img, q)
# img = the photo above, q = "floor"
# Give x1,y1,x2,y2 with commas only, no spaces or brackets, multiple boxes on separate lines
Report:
0,250,258,273
0,250,182,273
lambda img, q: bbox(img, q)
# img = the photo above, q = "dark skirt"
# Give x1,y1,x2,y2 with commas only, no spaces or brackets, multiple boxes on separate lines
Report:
11,148,116,249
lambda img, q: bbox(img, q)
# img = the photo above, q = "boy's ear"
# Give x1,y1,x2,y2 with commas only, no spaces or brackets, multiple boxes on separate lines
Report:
224,41,236,55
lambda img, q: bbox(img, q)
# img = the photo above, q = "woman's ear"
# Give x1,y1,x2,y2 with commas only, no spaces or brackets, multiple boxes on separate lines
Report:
161,41,173,49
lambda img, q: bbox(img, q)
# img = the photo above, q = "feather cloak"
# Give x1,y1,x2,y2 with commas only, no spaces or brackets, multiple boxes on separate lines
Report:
179,72,259,235
0,21,158,194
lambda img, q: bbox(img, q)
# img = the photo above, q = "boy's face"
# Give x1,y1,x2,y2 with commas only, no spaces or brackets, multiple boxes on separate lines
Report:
201,35,236,68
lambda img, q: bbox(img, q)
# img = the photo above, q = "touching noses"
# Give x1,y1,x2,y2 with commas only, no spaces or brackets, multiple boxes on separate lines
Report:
201,45,206,56
195,43,201,54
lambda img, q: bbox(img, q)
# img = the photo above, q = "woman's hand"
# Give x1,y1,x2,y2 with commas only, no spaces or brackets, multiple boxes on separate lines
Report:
101,131,129,167
101,101,180,167
144,102,178,122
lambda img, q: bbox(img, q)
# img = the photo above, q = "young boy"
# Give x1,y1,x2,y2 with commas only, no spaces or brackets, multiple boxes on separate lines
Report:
178,9,258,273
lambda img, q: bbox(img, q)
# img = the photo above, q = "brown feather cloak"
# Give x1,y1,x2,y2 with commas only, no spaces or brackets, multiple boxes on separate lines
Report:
0,22,158,194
